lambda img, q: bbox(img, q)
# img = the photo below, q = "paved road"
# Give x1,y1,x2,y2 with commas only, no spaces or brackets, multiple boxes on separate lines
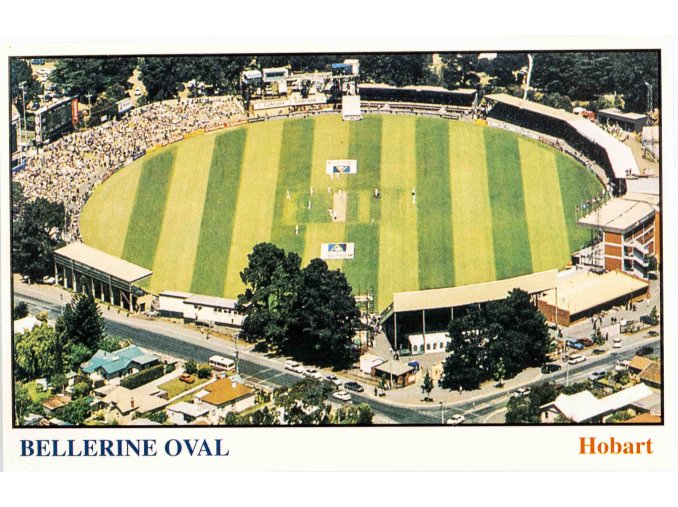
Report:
14,286,659,426
15,290,439,424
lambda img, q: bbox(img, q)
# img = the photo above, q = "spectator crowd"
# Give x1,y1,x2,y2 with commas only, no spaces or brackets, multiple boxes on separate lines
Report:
14,97,244,241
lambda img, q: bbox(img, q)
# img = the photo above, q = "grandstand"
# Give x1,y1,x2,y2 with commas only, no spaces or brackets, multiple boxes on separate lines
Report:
359,83,477,108
485,93,640,196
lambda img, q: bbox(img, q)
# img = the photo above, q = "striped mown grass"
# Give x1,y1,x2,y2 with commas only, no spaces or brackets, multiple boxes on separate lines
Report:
449,121,496,286
484,128,533,280
190,128,247,296
81,115,604,309
415,116,454,290
518,137,570,273
121,147,176,269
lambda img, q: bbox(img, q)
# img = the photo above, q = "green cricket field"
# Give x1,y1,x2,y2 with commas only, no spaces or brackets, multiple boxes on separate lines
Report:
80,114,603,309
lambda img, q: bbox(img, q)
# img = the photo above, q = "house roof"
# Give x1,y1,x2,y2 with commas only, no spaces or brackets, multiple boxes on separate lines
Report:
167,401,209,418
53,242,152,284
42,395,71,411
102,386,167,415
374,361,415,377
629,355,654,372
626,413,662,424
543,384,653,423
159,290,193,299
639,361,661,386
82,345,159,375
198,378,254,407
598,108,647,121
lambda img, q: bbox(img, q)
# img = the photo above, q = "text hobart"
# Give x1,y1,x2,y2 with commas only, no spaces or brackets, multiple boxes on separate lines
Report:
20,439,230,457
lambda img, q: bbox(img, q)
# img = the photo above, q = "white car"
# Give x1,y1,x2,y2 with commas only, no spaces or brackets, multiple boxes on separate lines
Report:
332,390,352,402
510,387,532,398
285,360,301,372
324,374,342,387
303,368,322,380
615,359,630,372
613,337,622,349
42,276,56,285
446,414,465,425
568,354,587,365
134,87,142,96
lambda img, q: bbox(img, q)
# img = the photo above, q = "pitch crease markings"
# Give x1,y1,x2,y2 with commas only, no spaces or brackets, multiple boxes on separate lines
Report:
378,115,419,304
80,157,142,258
224,121,284,297
449,122,496,285
484,128,533,280
518,138,570,272
121,148,177,270
415,116,454,290
190,128,247,296
302,115,350,270
344,115,382,305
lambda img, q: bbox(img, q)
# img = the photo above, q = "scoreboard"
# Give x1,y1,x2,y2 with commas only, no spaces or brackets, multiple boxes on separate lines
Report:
34,97,78,145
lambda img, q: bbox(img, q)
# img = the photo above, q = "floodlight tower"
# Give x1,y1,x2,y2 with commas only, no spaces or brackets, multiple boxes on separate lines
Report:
523,54,534,100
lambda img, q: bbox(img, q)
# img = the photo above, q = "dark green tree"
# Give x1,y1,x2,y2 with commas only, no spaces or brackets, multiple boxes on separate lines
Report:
13,301,29,320
421,371,434,402
14,382,32,426
441,306,494,391
274,378,333,425
505,396,540,424
14,324,58,380
184,358,198,375
146,410,168,424
12,197,65,282
50,57,137,102
332,403,374,425
290,258,360,369
58,291,106,352
56,397,91,425
98,336,125,353
10,59,41,108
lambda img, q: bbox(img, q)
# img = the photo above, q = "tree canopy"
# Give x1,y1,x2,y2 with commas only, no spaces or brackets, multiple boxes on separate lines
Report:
441,289,550,391
50,57,137,103
238,243,360,370
12,195,65,282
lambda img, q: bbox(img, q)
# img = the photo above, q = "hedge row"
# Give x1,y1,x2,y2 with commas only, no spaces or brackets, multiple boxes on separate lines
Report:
120,364,165,390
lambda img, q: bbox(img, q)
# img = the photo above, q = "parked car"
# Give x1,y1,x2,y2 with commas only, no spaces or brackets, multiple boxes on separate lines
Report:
592,348,606,355
615,360,630,372
343,381,364,393
510,387,532,398
613,337,622,349
179,373,195,384
42,276,56,285
640,315,654,325
541,363,562,374
566,339,584,350
588,370,607,381
285,360,304,373
568,354,586,365
636,346,654,357
332,390,352,402
324,374,342,387
446,414,465,425
303,368,322,381
577,337,594,347
134,87,142,96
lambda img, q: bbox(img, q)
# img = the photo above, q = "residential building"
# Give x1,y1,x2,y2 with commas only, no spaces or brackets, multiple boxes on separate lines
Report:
81,345,160,382
98,385,168,425
194,378,256,420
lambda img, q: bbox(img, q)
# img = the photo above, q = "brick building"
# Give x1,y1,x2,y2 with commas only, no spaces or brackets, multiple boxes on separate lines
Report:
579,197,657,279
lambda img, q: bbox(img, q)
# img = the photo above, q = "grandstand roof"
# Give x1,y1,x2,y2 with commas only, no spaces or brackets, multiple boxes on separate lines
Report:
598,108,647,121
625,178,660,197
393,270,557,313
538,270,648,317
485,93,576,122
54,242,152,283
578,198,655,234
485,94,640,179
184,294,238,310
360,83,476,95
